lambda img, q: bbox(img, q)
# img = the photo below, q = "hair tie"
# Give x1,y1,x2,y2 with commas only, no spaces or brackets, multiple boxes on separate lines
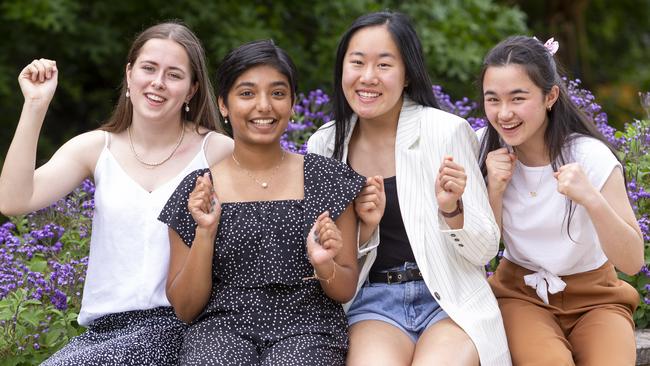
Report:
533,36,559,55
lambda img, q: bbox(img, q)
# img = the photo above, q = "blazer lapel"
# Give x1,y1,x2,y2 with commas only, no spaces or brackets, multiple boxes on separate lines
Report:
395,98,421,151
395,98,426,258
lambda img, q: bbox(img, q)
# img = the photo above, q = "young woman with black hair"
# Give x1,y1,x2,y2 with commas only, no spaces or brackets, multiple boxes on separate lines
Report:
479,35,643,365
308,11,511,366
159,40,364,366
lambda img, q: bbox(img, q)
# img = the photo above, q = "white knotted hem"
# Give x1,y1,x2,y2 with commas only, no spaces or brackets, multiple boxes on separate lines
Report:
523,269,567,304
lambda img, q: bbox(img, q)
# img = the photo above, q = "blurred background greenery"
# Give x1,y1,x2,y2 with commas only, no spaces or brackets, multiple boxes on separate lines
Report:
0,0,648,168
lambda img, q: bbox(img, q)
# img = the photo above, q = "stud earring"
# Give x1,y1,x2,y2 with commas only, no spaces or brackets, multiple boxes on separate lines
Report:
547,105,552,111
224,117,229,124
185,102,190,112
125,88,130,98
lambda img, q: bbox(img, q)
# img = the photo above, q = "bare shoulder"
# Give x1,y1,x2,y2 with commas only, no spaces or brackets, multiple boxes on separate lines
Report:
56,129,106,169
204,131,234,166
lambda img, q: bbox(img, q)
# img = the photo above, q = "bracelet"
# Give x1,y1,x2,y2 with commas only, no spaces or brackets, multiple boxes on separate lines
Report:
302,261,337,285
439,199,463,218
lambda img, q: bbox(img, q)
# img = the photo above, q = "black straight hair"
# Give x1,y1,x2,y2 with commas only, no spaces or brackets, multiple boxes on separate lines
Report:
215,39,298,136
331,11,438,160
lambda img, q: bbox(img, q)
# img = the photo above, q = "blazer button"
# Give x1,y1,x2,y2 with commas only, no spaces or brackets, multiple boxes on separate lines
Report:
450,233,456,237
434,292,441,300
454,238,460,242
458,243,464,247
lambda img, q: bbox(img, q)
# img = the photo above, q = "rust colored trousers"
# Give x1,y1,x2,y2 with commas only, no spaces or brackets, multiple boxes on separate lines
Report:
489,259,639,366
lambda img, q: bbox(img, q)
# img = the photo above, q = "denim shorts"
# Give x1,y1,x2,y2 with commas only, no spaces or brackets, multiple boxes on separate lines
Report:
347,262,449,342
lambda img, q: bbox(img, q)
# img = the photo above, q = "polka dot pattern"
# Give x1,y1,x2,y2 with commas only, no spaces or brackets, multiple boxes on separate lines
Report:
41,307,186,366
158,153,364,365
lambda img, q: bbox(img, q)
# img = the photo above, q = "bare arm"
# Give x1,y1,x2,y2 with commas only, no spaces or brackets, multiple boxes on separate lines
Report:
166,173,220,323
307,205,359,302
556,165,643,275
166,228,216,323
0,59,95,215
204,132,234,166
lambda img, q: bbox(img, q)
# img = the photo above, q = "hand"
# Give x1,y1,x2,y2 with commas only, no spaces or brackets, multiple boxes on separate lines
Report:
19,58,58,105
354,176,386,228
485,148,516,195
553,163,598,206
435,156,467,212
306,211,342,266
188,172,221,234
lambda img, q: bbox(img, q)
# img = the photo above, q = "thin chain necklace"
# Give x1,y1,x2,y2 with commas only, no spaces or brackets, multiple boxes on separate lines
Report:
517,163,546,198
231,150,286,189
128,124,185,168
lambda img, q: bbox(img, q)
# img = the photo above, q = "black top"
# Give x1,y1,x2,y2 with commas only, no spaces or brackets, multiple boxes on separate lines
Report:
370,175,416,271
158,153,365,288
158,153,364,335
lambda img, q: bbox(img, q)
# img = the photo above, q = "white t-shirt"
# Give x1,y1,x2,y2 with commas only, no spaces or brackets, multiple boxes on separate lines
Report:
478,129,620,302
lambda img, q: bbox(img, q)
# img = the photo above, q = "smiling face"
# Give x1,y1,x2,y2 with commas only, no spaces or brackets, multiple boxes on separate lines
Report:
483,64,558,154
218,65,292,146
126,38,197,125
341,25,406,125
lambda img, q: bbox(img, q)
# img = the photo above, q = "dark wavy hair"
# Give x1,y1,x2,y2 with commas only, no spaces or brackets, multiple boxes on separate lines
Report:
330,11,438,160
215,39,298,136
477,35,620,237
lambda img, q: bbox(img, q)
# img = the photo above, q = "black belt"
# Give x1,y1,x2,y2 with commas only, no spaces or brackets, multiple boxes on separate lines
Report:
368,268,423,284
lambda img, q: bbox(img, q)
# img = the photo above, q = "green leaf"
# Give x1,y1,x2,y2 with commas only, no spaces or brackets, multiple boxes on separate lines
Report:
26,256,48,273
43,328,65,348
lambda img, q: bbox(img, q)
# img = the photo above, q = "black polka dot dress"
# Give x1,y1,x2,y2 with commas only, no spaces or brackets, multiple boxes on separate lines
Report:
40,307,186,366
158,153,364,366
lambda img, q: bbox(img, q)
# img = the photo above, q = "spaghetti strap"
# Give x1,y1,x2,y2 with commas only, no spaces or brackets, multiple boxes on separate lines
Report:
103,131,111,149
200,131,215,151
199,131,216,166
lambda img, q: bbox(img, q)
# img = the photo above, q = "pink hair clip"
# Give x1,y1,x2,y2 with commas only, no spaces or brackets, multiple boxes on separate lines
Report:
533,36,559,55
543,37,559,55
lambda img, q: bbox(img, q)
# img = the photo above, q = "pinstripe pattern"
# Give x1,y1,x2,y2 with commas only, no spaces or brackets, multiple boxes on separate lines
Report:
308,97,511,366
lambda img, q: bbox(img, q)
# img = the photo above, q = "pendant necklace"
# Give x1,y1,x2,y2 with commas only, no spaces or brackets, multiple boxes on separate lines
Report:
232,150,286,189
518,163,546,198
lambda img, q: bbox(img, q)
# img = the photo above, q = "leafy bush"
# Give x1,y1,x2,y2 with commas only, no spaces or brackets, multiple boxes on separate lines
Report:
1,83,648,363
617,92,650,327
0,182,93,365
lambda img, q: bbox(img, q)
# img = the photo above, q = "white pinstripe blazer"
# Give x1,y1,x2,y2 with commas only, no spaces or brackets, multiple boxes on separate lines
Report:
307,98,512,366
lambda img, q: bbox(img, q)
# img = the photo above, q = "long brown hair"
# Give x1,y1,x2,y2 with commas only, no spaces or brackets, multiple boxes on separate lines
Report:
101,21,221,133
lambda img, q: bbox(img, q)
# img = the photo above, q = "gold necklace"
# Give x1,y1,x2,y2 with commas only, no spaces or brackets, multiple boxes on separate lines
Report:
128,124,185,168
231,150,286,189
517,163,546,198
